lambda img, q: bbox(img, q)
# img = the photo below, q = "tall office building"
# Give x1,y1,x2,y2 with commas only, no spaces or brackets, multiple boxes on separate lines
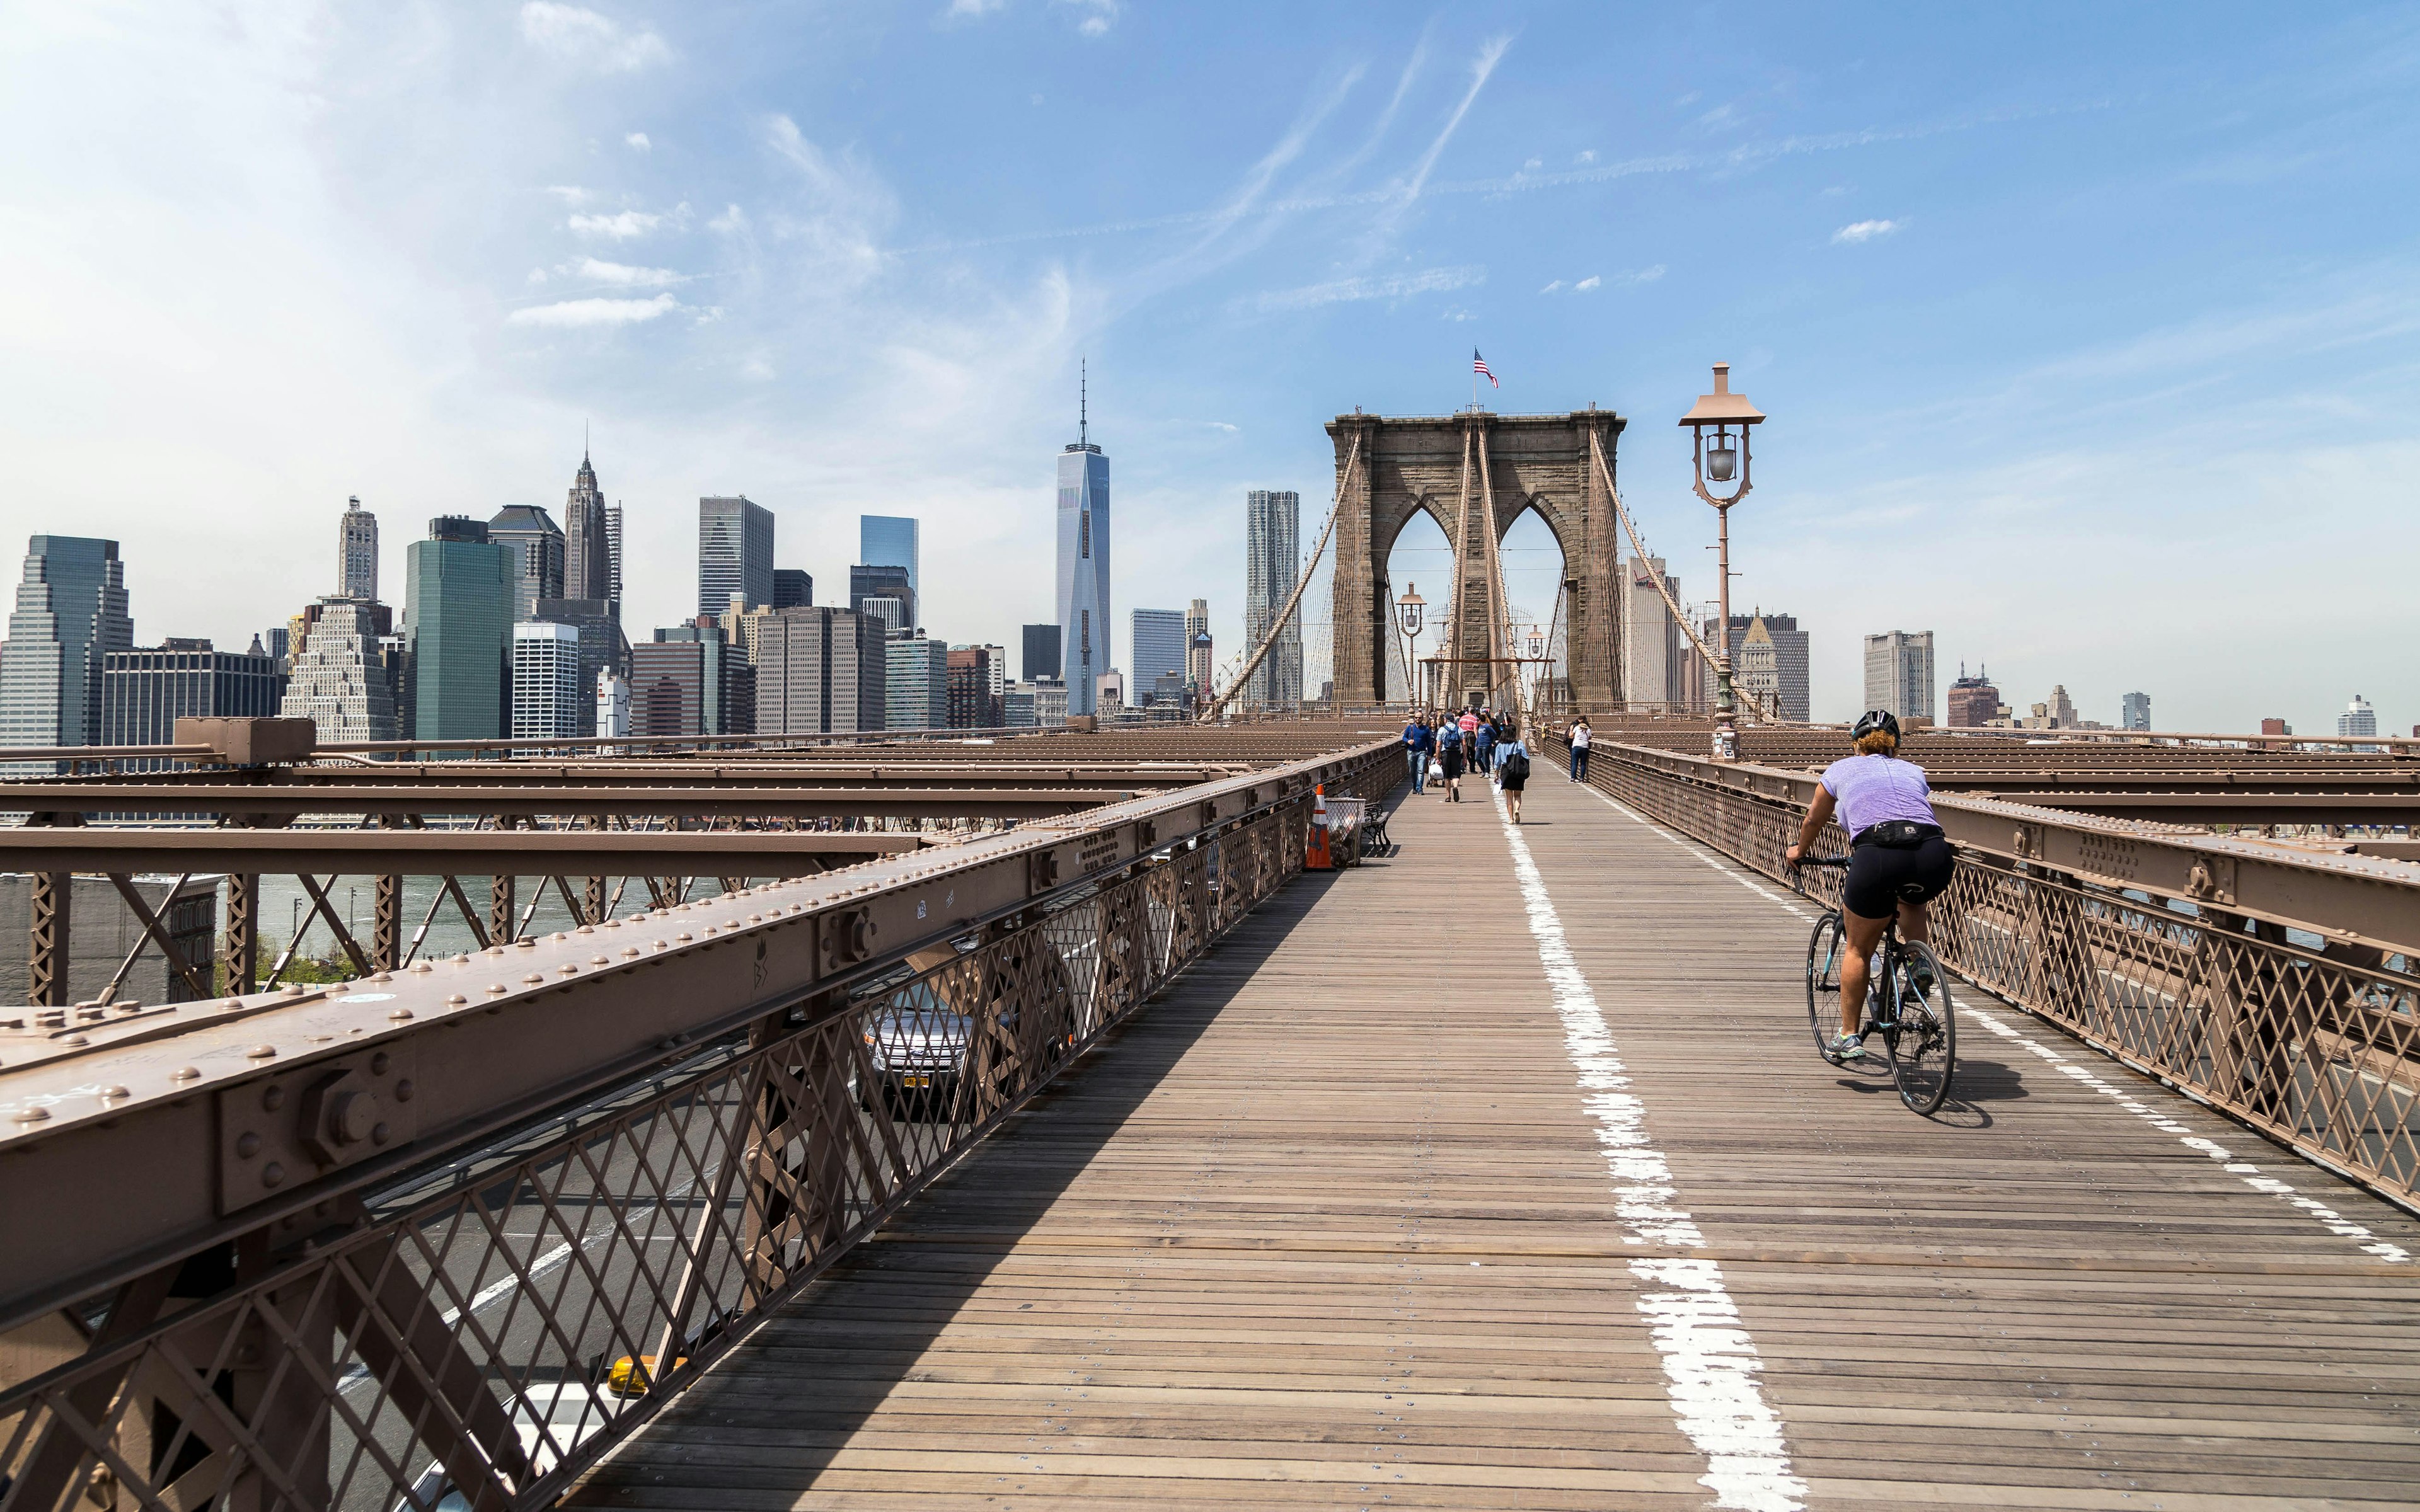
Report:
1057,387,1111,716
1244,490,1302,709
1945,664,2000,728
698,496,774,621
754,607,886,735
1862,631,1936,723
101,640,282,752
860,596,906,636
563,450,613,605
1131,608,1185,696
0,536,133,757
604,505,624,608
773,569,813,609
280,597,400,740
887,633,950,731
1622,556,1688,710
2339,694,2378,738
488,505,566,622
1022,623,1061,682
848,564,915,627
634,623,752,736
1185,600,1211,696
860,515,919,605
510,622,583,740
2121,691,2152,731
946,645,1001,728
338,496,379,600
405,519,514,741
532,598,628,736
1726,610,1810,723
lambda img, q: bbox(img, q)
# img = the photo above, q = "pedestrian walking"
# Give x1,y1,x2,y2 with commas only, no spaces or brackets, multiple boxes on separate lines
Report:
1473,717,1497,784
1458,707,1480,776
1495,721,1533,823
1569,714,1592,782
1403,714,1434,795
1439,722,1466,801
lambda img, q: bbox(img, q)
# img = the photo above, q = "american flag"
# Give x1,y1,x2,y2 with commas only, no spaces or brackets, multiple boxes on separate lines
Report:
1473,348,1498,387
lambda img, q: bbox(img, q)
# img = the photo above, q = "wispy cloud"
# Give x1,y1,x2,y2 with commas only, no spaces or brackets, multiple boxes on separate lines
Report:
1054,0,1117,37
945,0,1007,14
1385,33,1513,226
543,185,591,204
1833,217,1904,244
1249,263,1484,313
625,131,650,151
1540,266,1656,294
559,256,683,287
568,209,669,239
517,3,672,73
1573,274,1601,291
507,293,679,327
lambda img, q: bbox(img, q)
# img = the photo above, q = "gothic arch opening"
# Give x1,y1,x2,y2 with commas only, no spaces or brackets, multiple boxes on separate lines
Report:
1499,501,1569,714
1381,503,1453,706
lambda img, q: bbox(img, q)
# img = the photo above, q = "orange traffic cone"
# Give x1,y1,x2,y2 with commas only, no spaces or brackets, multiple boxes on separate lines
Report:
1306,784,1333,869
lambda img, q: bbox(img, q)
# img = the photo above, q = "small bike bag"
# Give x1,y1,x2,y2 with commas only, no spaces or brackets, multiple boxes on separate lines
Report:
1854,820,1942,850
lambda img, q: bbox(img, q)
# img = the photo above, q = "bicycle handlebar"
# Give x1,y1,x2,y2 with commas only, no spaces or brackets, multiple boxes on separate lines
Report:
1793,855,1851,869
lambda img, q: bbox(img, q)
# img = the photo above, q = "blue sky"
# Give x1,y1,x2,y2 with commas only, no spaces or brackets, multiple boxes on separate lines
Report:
4,2,2416,732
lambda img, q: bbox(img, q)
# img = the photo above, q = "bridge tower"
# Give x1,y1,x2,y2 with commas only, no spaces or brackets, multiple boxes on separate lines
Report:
1328,408,1625,711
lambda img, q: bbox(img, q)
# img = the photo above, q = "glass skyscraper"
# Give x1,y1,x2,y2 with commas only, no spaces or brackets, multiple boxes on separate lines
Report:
1131,608,1185,699
1244,490,1301,709
698,496,774,621
405,520,514,740
0,535,133,759
859,515,919,605
1057,439,1110,717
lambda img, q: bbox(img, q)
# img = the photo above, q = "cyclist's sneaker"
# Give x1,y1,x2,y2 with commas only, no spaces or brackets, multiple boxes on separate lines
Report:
1908,958,1937,994
1826,1032,1866,1061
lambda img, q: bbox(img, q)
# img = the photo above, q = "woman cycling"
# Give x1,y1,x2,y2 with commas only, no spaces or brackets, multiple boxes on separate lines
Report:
1783,711,1954,1061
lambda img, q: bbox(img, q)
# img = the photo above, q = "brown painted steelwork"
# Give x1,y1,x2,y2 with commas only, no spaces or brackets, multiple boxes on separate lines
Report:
0,736,1401,1512
0,829,930,876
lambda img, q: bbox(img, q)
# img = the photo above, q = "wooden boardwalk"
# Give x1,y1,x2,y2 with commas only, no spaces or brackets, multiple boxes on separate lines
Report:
569,773,2420,1510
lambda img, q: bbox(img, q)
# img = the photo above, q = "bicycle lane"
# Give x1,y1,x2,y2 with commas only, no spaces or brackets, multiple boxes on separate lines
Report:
1498,773,2420,1510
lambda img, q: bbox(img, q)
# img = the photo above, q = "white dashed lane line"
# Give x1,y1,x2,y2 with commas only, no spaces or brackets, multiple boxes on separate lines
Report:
1565,778,2414,1265
1494,786,1806,1512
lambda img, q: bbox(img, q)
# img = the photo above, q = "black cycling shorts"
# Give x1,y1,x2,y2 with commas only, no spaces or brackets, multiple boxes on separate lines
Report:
1842,835,1954,920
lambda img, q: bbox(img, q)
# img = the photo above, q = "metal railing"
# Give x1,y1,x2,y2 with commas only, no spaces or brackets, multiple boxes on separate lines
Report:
0,745,1402,1511
1558,736,2420,1210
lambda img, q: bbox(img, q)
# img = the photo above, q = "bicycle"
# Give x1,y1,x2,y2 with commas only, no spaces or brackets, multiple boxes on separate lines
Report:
1794,856,1957,1114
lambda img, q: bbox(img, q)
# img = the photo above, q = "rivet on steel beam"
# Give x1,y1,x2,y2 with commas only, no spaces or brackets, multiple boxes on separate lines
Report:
171,1067,199,1083
282,984,306,996
248,1045,277,1060
261,1162,285,1188
522,973,543,985
410,961,433,973
676,933,693,943
14,1107,51,1125
236,1131,261,1159
306,1034,333,1044
60,1034,88,1048
591,955,609,965
556,964,577,976
621,948,640,958
485,984,507,995
552,932,568,942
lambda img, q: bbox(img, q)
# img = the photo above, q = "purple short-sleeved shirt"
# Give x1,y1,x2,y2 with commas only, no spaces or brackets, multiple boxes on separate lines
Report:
1819,753,1939,839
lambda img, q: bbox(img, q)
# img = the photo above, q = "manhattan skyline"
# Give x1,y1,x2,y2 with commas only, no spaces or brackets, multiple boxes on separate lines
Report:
3,4,2415,733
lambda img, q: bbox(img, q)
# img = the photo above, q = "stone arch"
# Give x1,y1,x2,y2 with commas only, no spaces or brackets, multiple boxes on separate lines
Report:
1326,409,1627,713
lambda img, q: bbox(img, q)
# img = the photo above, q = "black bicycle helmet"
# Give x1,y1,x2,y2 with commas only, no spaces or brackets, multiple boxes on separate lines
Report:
1851,709,1901,742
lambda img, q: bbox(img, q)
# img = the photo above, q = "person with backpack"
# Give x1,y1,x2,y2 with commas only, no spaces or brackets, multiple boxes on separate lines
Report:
1457,707,1480,775
1568,714,1592,782
1495,720,1533,822
1438,717,1467,801
1403,713,1434,794
1473,716,1497,784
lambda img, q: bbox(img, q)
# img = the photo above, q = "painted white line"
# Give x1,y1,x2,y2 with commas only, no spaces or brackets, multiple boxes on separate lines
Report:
1567,776,2414,1265
1494,788,1805,1512
1965,1011,2412,1263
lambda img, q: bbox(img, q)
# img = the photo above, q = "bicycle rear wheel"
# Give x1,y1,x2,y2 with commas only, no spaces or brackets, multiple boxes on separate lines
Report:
1806,912,1847,1063
1886,942,1956,1114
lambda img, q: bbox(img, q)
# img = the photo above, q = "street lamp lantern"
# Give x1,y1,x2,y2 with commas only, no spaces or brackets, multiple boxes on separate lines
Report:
1395,583,1426,641
1526,624,1545,660
1679,362,1766,760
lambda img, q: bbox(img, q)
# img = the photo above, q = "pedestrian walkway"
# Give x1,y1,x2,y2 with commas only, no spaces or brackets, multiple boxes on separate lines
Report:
569,773,2420,1509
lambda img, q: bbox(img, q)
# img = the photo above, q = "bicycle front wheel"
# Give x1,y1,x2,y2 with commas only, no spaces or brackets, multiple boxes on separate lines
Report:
1806,912,1847,1063
1886,941,1957,1114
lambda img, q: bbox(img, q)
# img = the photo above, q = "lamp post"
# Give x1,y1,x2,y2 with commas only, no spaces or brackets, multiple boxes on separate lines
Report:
1524,624,1546,713
1678,362,1765,760
1395,583,1427,713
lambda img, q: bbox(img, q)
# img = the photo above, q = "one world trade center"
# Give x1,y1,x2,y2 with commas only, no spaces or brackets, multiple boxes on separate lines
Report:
1056,371,1110,716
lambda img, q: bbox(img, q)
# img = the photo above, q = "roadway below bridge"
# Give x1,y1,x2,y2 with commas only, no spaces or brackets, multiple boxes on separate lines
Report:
567,771,2420,1509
